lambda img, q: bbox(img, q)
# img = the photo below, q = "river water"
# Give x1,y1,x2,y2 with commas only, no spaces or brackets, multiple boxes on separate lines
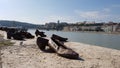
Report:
28,29,120,50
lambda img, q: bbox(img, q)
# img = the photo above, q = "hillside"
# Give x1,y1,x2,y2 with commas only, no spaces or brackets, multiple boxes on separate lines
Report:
0,20,40,29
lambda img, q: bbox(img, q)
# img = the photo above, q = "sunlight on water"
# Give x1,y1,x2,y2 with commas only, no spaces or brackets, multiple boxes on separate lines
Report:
28,29,120,50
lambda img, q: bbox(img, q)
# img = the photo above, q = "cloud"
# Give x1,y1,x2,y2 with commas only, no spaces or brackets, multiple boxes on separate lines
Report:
75,10,110,20
103,8,111,12
42,15,76,23
41,5,120,23
75,11,99,18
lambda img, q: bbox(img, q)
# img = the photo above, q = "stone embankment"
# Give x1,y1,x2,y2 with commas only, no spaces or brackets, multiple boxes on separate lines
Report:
0,30,120,68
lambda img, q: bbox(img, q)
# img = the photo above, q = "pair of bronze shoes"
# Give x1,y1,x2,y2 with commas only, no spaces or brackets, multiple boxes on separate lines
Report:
36,34,79,59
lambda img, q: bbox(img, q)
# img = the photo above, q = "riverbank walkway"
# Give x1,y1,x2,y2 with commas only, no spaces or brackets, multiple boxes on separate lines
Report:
0,30,120,68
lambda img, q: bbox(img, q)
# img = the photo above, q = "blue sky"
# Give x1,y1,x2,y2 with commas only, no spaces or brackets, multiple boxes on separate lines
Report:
0,0,120,24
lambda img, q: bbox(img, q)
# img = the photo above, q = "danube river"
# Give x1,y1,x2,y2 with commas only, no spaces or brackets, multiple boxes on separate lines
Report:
28,29,120,50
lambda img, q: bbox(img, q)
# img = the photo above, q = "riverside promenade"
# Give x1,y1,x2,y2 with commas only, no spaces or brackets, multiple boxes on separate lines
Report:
0,30,120,68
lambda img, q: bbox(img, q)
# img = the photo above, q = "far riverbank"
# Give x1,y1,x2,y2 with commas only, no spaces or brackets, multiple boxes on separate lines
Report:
63,30,120,35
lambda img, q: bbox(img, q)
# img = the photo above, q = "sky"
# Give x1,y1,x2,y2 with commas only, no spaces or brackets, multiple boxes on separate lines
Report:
0,0,120,24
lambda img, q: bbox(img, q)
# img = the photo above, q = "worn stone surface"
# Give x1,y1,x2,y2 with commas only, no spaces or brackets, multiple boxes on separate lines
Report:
0,30,120,68
0,47,2,68
0,38,3,68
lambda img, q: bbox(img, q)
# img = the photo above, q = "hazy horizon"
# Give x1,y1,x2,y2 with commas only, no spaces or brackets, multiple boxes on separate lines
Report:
0,0,120,24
